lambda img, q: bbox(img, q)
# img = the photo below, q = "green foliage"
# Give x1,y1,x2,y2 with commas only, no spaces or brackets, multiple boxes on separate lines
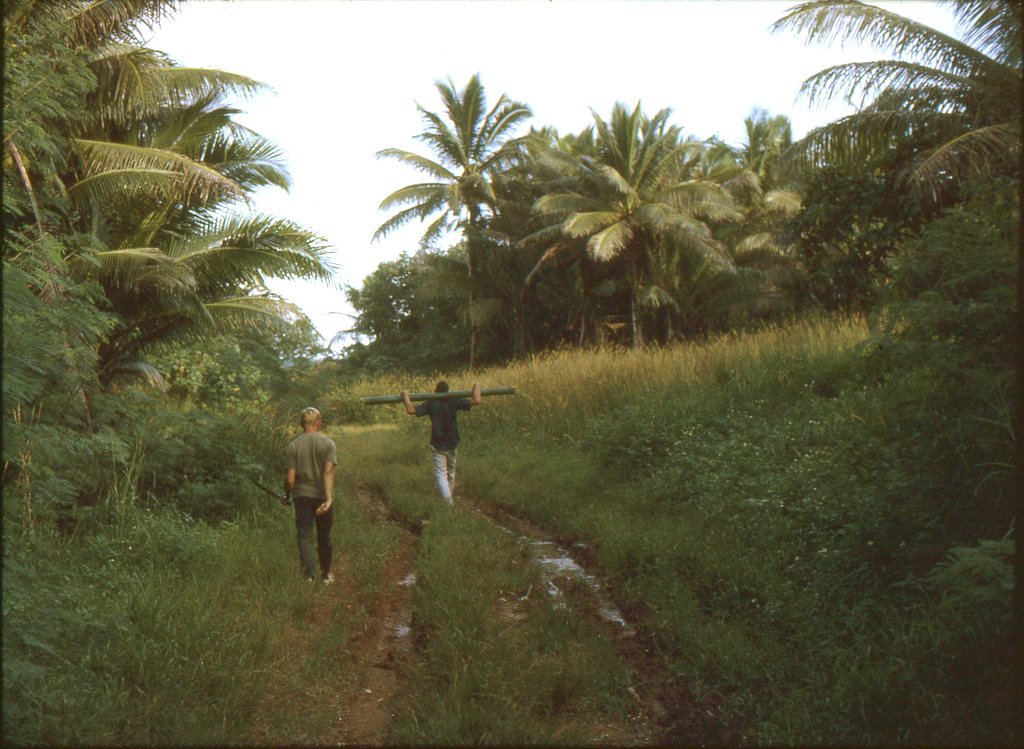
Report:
3,3,96,230
345,250,469,374
784,167,929,312
773,0,1022,200
2,236,113,414
407,314,1011,744
877,175,1018,372
121,397,289,523
1,508,328,746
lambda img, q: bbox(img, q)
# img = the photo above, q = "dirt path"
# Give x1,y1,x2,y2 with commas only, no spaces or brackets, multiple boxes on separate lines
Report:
250,484,418,746
331,486,419,745
253,485,729,745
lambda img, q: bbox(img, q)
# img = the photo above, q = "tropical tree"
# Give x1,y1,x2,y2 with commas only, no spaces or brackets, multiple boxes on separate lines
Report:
373,74,531,367
713,110,805,321
533,103,740,345
14,1,333,386
6,0,336,391
344,250,469,373
772,0,1021,200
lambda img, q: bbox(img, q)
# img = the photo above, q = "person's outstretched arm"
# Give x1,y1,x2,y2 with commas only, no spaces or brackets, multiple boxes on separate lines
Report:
401,390,416,415
470,382,482,407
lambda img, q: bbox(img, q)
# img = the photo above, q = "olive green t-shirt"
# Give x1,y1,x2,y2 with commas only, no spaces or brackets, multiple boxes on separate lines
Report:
285,432,337,500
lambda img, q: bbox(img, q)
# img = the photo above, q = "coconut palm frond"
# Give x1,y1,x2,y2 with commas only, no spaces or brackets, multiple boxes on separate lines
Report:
587,222,632,262
799,60,972,110
722,170,762,194
73,139,245,203
86,42,171,123
198,126,291,192
533,193,602,217
416,109,466,169
536,148,586,177
908,122,1020,198
168,214,335,287
422,212,459,248
673,230,734,270
202,294,306,334
480,99,533,152
86,43,268,124
371,202,426,242
67,167,181,208
763,189,802,215
735,233,777,254
633,203,676,230
91,246,197,291
564,211,620,239
69,0,180,46
771,0,991,76
154,66,269,106
954,0,1022,66
783,109,961,173
774,0,1020,203
639,284,679,311
377,182,451,213
103,360,170,391
595,164,633,196
376,148,456,181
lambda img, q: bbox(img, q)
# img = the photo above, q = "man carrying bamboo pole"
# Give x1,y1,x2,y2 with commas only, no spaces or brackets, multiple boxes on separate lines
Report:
401,381,482,505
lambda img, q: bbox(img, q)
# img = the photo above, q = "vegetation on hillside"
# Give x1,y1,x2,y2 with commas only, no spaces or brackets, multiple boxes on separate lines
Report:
3,0,1018,745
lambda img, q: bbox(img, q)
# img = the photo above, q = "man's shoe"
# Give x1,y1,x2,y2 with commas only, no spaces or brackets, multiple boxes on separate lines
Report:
321,573,334,584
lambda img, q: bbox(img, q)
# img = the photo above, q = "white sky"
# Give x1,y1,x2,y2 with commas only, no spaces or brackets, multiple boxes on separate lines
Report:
147,0,960,350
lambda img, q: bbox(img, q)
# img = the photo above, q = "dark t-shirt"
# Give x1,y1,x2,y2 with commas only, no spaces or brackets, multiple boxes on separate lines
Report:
414,398,471,451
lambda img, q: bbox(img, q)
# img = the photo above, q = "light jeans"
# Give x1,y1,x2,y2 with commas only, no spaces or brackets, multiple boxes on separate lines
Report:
430,446,457,504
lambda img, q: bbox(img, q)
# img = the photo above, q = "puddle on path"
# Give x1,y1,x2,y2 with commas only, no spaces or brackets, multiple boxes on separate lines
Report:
517,531,633,633
405,503,632,634
393,624,411,639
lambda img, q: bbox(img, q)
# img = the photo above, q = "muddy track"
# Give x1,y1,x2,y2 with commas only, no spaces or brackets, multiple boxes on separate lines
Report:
253,483,731,745
332,484,419,745
251,484,418,746
466,495,736,746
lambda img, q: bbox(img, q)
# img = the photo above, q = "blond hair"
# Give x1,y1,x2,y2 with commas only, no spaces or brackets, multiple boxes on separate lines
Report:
300,407,322,428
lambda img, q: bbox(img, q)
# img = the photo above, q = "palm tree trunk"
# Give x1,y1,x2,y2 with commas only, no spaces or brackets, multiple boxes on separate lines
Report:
631,293,643,347
629,253,644,348
466,215,480,370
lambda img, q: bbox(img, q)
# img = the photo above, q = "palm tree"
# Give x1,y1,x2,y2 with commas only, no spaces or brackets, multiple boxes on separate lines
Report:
534,103,740,345
772,0,1021,200
737,108,793,188
57,12,336,384
373,74,531,367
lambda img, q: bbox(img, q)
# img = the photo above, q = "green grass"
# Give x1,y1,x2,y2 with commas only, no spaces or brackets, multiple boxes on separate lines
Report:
5,315,1013,745
2,494,396,745
341,426,638,744
339,314,1014,745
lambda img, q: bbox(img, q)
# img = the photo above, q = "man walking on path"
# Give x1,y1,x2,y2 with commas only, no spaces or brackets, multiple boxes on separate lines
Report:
401,381,482,504
283,407,337,583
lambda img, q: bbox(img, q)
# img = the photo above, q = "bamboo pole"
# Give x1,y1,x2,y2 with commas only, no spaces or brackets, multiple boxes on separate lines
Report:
360,387,516,406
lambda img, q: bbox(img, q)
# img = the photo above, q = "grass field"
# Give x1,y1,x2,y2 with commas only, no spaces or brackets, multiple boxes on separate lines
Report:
4,315,1015,745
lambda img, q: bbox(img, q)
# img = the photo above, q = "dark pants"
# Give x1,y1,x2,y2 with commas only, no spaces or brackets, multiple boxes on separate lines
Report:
293,496,333,579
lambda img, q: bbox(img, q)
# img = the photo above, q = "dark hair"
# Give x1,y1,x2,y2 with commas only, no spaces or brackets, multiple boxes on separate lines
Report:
435,381,449,393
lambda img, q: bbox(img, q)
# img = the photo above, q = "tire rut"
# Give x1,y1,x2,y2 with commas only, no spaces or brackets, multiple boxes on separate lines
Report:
465,494,735,746
250,484,418,746
332,483,419,746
